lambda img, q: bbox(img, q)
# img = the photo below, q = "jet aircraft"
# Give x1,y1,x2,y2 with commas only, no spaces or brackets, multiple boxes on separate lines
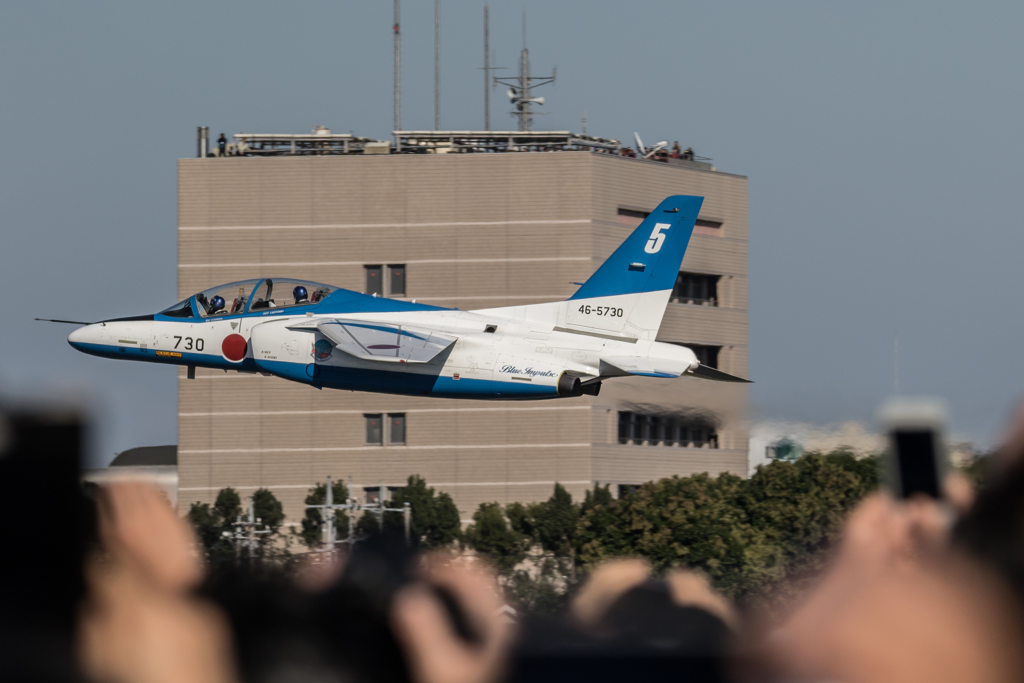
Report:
58,195,749,399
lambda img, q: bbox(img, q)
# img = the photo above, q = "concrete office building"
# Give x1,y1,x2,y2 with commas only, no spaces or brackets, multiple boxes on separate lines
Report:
176,144,749,523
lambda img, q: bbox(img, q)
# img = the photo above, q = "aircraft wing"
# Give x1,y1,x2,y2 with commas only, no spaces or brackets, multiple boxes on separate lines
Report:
289,318,457,364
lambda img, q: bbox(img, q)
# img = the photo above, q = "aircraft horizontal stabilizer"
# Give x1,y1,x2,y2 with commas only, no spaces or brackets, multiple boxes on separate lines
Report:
289,318,457,364
600,357,752,383
687,364,752,383
600,356,687,378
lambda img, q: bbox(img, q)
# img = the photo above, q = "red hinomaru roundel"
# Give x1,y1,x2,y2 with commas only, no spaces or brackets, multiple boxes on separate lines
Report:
222,334,247,361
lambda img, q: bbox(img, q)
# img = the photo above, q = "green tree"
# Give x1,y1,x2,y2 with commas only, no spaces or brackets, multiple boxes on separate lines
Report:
581,484,614,514
463,502,526,571
187,487,245,564
188,501,223,551
573,450,881,603
252,488,284,534
356,510,382,536
575,473,782,598
501,485,583,611
188,487,290,566
300,479,351,548
385,475,461,548
742,454,876,574
532,484,579,556
214,487,242,525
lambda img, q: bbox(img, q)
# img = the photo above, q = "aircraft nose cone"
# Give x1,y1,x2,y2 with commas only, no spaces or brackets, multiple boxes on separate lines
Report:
68,324,101,351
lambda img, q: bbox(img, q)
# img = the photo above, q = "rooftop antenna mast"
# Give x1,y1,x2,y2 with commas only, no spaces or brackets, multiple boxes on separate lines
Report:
434,0,440,130
481,6,505,131
495,12,555,132
484,6,489,130
394,0,401,132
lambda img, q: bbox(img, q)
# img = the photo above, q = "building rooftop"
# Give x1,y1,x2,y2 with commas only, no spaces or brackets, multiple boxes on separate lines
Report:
109,445,177,467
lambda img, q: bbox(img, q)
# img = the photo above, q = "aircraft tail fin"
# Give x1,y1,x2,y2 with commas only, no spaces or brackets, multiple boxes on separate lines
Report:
471,195,702,342
562,195,702,341
570,195,702,301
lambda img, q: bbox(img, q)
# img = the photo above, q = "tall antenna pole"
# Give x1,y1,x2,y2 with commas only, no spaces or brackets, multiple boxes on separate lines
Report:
394,0,401,132
520,12,529,131
494,11,553,133
434,0,440,130
324,476,335,549
484,6,489,131
894,333,900,394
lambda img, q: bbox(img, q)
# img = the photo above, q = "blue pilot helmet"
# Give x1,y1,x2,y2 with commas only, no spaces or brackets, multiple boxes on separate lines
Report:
293,285,309,303
210,295,226,312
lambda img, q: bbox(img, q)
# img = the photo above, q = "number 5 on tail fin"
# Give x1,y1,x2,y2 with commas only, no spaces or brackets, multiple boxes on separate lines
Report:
564,195,703,340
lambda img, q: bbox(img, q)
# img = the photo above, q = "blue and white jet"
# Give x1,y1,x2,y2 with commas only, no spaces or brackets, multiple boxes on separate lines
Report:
57,195,748,398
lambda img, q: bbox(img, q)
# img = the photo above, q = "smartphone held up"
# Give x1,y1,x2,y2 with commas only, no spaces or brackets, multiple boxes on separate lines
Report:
879,397,950,500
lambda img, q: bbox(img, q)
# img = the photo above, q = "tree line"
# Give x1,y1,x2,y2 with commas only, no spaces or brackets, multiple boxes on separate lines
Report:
187,451,881,610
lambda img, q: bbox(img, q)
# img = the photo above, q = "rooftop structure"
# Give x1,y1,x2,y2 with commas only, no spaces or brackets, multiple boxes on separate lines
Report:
220,128,389,157
394,130,619,153
202,128,717,167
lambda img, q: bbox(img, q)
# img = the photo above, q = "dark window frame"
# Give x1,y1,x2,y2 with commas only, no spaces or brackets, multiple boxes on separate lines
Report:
617,410,719,449
695,218,723,231
365,413,383,445
617,484,640,499
365,265,384,297
671,272,720,306
388,413,406,445
387,264,406,298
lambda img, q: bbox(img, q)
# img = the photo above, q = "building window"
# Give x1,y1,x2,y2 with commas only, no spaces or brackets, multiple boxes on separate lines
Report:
365,266,383,296
618,484,640,498
671,272,719,306
365,486,401,504
620,209,721,235
388,413,406,445
694,218,723,236
617,411,719,448
365,413,383,445
366,413,406,446
366,264,406,298
618,411,637,444
616,208,650,227
388,265,406,297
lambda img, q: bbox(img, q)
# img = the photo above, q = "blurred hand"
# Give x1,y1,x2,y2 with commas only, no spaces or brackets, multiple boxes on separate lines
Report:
97,482,204,592
79,483,236,683
665,568,738,630
80,561,236,683
393,556,512,683
571,558,651,629
767,477,1024,683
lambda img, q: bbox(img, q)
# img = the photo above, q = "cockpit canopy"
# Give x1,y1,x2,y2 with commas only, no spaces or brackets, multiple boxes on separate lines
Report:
159,278,335,319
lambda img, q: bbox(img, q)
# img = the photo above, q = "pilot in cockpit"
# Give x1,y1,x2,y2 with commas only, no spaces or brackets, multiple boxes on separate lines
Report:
196,292,227,316
293,286,309,305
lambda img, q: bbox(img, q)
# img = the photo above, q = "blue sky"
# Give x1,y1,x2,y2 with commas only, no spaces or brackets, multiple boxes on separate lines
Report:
3,1,1022,465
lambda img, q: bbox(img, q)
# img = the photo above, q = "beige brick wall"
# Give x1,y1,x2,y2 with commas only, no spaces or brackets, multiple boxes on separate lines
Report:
177,152,748,524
